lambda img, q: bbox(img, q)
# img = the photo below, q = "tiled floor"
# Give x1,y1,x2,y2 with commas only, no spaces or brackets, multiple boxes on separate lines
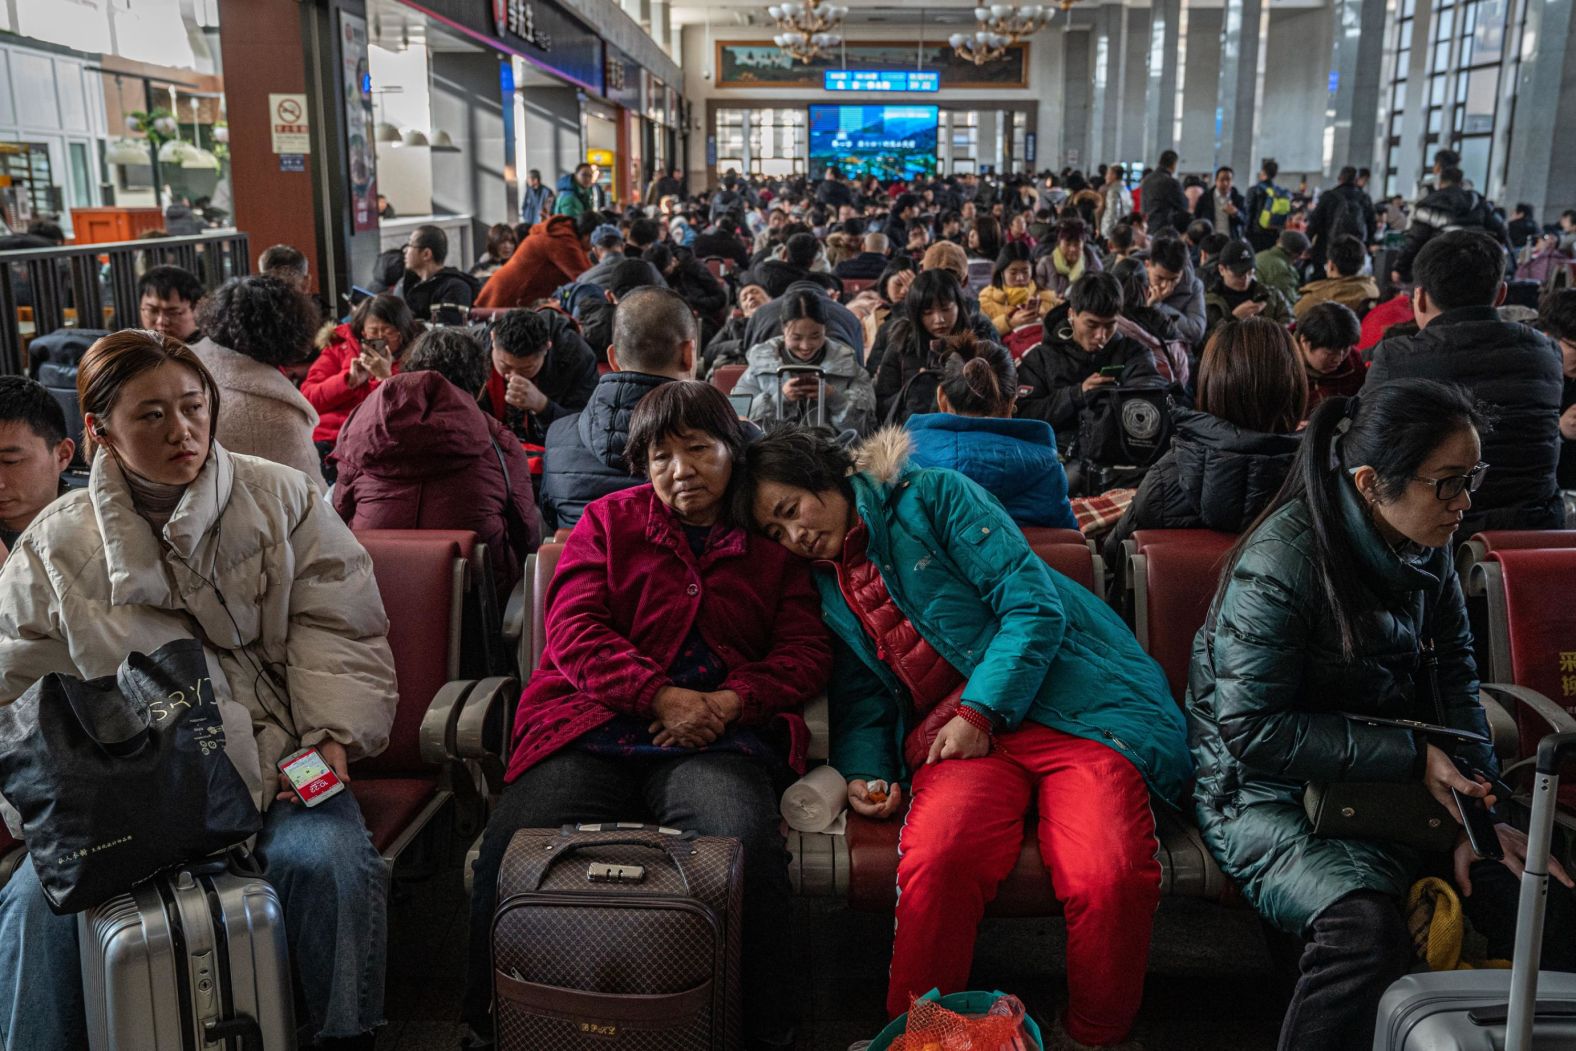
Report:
375,838,1285,1050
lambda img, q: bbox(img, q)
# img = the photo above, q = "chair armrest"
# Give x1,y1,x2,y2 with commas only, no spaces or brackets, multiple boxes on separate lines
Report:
1480,683,1576,738
502,576,527,642
803,693,829,763
419,680,478,766
1477,689,1522,763
454,676,521,798
454,676,521,760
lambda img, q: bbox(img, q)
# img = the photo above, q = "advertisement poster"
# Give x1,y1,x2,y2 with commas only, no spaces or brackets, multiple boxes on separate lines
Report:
717,41,1027,88
341,10,379,232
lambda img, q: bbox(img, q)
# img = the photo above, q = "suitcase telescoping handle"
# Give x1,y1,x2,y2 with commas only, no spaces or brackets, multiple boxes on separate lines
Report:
526,827,702,894
1506,731,1576,1051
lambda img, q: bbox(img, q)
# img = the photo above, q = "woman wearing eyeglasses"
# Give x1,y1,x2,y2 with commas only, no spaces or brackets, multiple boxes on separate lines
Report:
1187,379,1576,1051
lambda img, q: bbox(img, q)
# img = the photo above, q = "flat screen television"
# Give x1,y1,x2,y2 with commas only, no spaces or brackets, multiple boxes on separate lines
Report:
807,104,939,181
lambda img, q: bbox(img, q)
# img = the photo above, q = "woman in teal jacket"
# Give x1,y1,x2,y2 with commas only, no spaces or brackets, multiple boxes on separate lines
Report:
1187,380,1576,1051
737,427,1188,1051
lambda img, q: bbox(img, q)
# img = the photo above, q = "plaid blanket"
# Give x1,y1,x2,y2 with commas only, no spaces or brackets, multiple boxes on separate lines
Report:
1071,488,1135,539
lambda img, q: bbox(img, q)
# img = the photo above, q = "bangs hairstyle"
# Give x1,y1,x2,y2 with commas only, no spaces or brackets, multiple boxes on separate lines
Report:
731,425,855,531
992,242,1035,288
351,294,423,350
77,329,222,458
625,380,746,476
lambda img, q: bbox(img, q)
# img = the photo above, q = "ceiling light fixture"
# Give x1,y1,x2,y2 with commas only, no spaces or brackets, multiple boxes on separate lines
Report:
768,0,846,62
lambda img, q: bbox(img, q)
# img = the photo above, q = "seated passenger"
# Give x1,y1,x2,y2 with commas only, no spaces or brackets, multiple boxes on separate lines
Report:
1293,234,1380,322
1188,380,1576,1051
1366,230,1565,532
906,334,1076,530
733,290,875,434
860,257,916,352
1103,317,1304,565
1295,301,1366,414
1016,272,1160,455
302,293,423,465
464,381,832,1051
740,427,1189,1051
541,288,702,531
702,282,770,378
393,224,480,325
138,264,206,344
1540,290,1576,491
0,331,397,1051
331,328,540,598
1034,217,1105,297
482,307,598,447
1204,241,1292,334
1145,237,1209,348
0,376,73,552
976,243,1059,337
871,270,996,424
192,274,328,494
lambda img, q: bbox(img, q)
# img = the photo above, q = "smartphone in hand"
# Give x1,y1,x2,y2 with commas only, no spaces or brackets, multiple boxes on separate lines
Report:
277,747,346,807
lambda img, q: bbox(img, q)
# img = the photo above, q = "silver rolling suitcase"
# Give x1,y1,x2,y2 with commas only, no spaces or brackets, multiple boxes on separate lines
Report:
78,853,296,1051
1374,731,1576,1050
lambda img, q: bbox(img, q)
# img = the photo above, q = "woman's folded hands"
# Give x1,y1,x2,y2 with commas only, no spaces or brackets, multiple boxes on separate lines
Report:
649,686,744,748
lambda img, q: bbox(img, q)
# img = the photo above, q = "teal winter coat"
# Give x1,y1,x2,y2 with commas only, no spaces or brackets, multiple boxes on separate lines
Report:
1186,479,1496,935
818,430,1191,803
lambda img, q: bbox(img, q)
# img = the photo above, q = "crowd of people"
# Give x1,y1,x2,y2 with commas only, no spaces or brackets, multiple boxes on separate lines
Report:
0,146,1575,1051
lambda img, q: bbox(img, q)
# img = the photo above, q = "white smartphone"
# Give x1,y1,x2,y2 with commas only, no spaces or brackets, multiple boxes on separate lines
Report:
276,747,346,807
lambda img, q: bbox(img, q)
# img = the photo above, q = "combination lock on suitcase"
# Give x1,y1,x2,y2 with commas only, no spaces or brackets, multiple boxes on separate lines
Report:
492,823,744,1049
1374,731,1576,1050
78,851,295,1051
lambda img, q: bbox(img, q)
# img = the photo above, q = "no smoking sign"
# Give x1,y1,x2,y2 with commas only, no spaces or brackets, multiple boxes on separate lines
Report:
269,93,311,154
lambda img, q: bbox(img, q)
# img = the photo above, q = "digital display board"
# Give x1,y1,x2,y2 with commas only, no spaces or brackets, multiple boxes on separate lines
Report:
822,70,941,92
808,104,939,181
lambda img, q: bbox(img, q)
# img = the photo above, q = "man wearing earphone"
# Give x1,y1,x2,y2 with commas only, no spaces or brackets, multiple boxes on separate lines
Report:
0,330,398,1051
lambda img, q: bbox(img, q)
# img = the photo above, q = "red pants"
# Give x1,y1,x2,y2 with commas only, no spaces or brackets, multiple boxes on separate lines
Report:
887,722,1161,1047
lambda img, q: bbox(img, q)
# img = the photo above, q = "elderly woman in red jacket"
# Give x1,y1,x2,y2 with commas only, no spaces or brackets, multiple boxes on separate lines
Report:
462,381,832,1051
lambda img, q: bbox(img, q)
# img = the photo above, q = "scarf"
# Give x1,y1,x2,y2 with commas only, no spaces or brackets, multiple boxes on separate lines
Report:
1052,246,1086,283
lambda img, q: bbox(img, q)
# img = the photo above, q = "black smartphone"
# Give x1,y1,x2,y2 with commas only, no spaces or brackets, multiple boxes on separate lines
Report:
1451,757,1503,860
1099,364,1127,378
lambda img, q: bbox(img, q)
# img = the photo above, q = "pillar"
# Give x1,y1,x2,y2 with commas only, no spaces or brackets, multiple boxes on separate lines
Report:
216,0,320,287
1144,0,1182,160
1501,0,1576,218
1062,29,1093,170
1324,0,1387,178
1214,0,1267,176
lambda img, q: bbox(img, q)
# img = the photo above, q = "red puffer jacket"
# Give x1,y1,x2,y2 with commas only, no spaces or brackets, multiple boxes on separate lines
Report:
475,216,592,309
301,323,403,444
832,522,966,772
331,371,540,598
504,485,833,781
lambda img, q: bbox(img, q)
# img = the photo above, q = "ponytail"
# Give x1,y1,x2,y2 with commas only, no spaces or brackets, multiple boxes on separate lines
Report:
936,332,1015,416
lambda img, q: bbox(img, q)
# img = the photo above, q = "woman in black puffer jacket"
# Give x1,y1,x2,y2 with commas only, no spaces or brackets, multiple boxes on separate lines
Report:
1103,318,1304,566
871,269,1001,425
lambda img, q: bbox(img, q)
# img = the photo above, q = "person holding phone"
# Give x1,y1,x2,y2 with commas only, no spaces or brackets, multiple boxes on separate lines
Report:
734,290,875,434
1016,272,1160,455
0,331,397,1051
302,294,424,478
1187,379,1576,1051
737,426,1188,1051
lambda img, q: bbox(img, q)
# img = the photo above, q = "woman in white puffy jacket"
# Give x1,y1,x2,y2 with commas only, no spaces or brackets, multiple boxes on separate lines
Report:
0,330,398,1051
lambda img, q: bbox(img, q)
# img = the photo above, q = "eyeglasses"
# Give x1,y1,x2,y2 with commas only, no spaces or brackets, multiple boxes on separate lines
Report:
1414,462,1489,501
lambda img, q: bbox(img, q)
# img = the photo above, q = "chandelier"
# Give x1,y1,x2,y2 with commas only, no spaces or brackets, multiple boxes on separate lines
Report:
949,2,1065,64
769,0,846,62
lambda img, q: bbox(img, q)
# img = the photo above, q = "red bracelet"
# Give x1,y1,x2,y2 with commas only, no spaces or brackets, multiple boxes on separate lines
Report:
957,706,994,735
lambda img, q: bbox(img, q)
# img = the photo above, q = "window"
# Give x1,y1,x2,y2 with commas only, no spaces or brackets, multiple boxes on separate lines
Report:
711,107,804,178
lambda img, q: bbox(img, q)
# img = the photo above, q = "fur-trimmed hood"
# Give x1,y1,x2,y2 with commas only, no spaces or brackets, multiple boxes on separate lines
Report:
853,427,913,485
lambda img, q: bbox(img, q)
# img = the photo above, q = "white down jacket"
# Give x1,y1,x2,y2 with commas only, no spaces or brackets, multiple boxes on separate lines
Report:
0,442,397,834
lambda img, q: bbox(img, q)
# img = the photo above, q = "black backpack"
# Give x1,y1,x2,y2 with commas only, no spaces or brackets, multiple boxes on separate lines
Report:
28,328,109,463
1330,190,1368,244
1075,378,1175,471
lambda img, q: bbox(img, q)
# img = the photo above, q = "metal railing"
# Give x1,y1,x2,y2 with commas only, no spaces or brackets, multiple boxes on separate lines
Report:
0,231,251,376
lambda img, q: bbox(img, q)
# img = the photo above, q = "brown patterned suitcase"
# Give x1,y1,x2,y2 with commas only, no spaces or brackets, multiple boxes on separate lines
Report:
492,823,743,1050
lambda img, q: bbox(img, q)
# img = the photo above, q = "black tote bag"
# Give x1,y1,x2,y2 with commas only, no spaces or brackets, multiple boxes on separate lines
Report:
0,638,263,914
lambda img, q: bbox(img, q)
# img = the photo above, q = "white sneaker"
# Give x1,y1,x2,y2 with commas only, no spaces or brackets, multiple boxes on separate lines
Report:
846,1042,873,1051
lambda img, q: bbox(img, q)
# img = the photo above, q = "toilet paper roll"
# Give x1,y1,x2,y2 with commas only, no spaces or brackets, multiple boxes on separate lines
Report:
779,764,849,833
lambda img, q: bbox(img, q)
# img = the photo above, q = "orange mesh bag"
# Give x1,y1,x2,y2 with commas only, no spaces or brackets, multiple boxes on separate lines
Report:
887,991,1038,1051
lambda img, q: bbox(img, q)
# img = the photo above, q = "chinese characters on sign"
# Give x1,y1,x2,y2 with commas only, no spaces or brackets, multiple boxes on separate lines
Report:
495,0,553,51
269,94,311,154
1560,651,1576,704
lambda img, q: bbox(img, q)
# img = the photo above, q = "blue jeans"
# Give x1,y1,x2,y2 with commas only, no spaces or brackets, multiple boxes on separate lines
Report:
0,791,388,1051
463,748,795,1044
